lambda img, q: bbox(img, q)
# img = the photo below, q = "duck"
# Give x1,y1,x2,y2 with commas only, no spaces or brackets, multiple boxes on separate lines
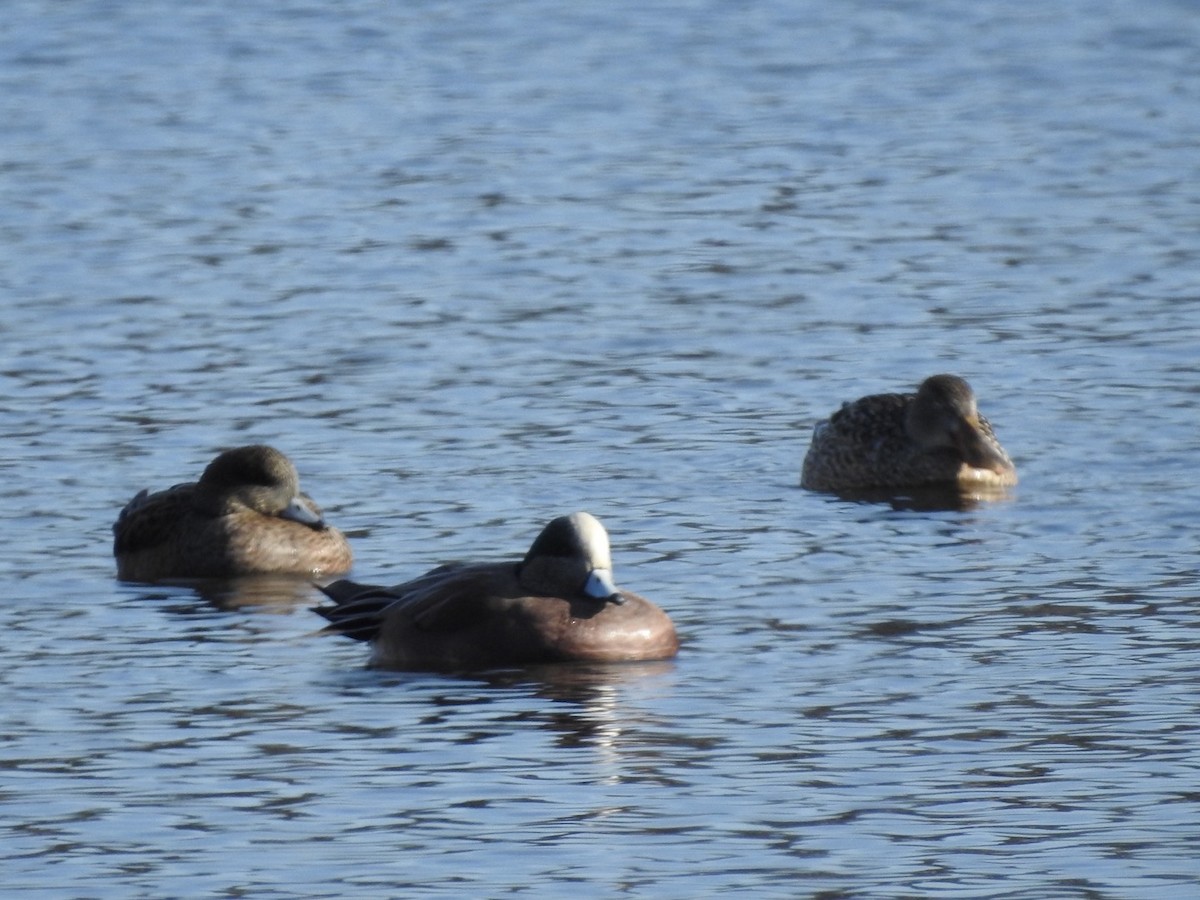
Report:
113,444,353,581
315,512,678,670
800,374,1017,492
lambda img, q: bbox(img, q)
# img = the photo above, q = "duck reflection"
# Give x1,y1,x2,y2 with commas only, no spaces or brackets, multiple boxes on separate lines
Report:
195,575,332,610
818,482,1015,512
127,574,330,611
424,660,679,765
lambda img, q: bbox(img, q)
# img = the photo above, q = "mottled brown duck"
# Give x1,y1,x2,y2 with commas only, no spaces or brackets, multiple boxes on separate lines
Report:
113,445,352,581
800,374,1017,492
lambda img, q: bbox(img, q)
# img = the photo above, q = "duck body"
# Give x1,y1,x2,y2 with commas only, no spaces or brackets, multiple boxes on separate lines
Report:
113,445,352,581
317,512,678,671
800,375,1017,492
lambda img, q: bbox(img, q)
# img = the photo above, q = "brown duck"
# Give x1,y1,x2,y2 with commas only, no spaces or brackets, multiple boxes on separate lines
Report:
316,512,678,670
800,374,1017,492
113,445,353,581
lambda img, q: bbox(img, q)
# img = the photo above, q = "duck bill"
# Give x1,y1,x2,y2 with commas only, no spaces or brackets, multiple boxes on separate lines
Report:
584,568,624,604
281,495,326,528
955,420,1012,475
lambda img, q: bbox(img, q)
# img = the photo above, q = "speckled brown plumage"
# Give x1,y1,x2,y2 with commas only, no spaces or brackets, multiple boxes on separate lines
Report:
113,445,353,581
800,374,1017,492
317,512,678,670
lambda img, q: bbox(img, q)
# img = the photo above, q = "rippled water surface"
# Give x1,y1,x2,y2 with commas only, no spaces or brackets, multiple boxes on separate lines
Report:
4,1,1200,896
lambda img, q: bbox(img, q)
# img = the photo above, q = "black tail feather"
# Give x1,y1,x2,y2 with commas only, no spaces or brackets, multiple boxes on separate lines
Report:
315,580,397,643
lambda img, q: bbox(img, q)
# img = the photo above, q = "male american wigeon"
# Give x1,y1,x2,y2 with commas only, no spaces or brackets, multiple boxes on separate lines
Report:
113,445,353,581
316,512,678,670
800,374,1017,492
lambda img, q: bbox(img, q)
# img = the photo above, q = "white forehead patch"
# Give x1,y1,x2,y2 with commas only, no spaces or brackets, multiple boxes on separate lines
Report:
567,512,613,569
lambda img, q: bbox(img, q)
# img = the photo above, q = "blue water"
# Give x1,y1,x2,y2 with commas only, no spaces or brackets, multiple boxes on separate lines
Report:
3,0,1200,895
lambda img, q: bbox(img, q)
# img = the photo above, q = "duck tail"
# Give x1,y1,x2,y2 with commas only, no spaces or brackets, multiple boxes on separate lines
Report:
315,580,392,642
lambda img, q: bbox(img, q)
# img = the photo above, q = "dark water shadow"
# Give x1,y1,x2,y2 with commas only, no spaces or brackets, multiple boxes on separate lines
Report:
353,658,679,701
479,658,678,697
325,658,679,754
816,483,1015,512
118,574,326,611
477,660,681,753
